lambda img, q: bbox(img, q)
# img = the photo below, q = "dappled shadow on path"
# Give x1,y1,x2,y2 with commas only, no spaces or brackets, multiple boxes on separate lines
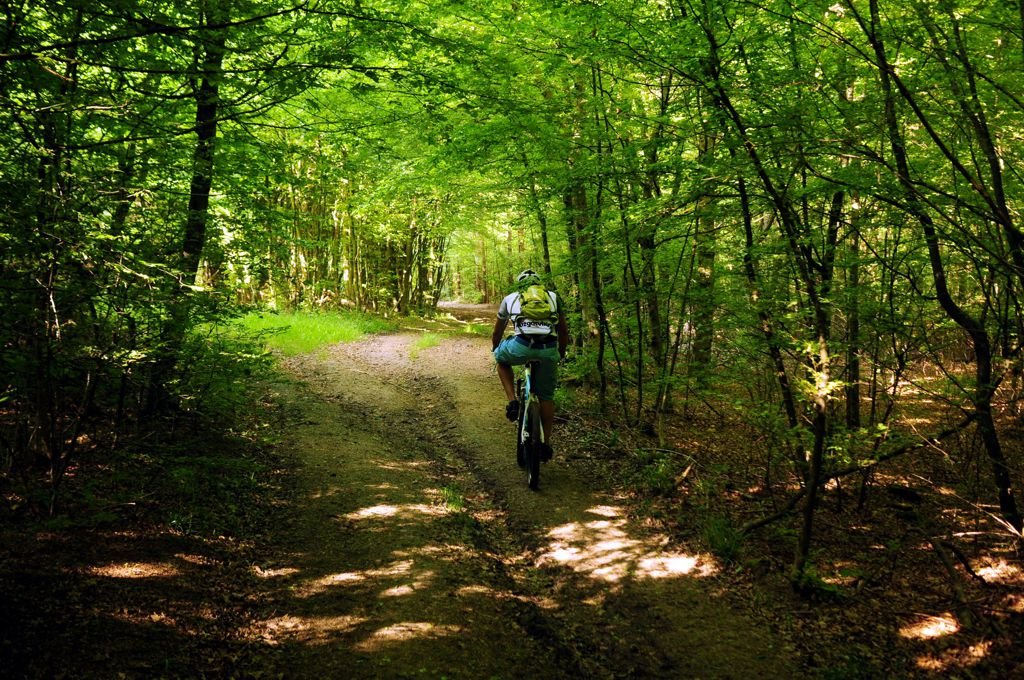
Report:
259,332,793,679
539,504,718,583
0,527,270,678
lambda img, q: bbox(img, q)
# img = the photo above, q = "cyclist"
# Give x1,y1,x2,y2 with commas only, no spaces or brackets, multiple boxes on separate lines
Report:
491,269,569,460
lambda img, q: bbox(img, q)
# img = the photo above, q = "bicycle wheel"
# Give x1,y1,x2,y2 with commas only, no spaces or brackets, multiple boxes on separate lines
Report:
526,400,542,491
515,383,526,469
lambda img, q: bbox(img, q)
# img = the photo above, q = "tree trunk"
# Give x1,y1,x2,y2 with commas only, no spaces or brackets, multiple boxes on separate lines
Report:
858,0,1021,531
846,207,862,430
147,10,226,412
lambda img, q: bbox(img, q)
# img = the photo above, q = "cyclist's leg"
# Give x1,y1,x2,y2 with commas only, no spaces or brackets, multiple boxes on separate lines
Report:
494,337,528,420
496,362,516,401
531,353,560,458
540,398,555,441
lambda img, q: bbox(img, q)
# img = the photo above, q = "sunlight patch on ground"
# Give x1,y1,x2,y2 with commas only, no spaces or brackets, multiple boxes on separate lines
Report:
915,641,991,672
974,557,1021,583
345,503,446,521
314,571,365,586
355,622,462,651
260,614,366,646
380,573,434,598
302,559,423,595
87,561,180,578
173,552,216,566
820,560,861,587
392,544,468,557
899,613,959,640
252,564,300,578
110,608,177,627
375,460,432,472
455,584,498,597
538,505,716,583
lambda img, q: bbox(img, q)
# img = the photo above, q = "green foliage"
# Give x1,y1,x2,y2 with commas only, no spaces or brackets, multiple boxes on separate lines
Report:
235,311,396,356
791,560,848,601
462,322,492,337
4,0,1024,590
177,323,277,419
631,449,690,496
410,332,442,359
439,484,465,512
700,515,744,564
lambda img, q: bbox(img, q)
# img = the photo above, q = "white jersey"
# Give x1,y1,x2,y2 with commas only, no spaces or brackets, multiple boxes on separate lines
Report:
497,289,559,336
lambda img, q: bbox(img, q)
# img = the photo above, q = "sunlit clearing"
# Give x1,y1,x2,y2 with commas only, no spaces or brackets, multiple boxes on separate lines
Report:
899,613,959,640
88,561,179,578
540,506,716,583
916,641,991,672
356,622,462,651
345,503,445,520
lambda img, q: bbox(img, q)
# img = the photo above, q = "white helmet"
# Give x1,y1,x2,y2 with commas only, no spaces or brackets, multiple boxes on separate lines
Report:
516,269,540,284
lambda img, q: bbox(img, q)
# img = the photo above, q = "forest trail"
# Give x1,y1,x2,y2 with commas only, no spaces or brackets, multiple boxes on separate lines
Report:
257,305,793,678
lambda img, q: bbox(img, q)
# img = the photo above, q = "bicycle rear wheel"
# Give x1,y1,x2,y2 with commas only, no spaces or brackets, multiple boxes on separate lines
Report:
526,400,542,490
515,379,526,468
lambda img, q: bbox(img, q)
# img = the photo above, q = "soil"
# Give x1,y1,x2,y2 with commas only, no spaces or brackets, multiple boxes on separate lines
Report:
6,303,1019,678
255,302,793,678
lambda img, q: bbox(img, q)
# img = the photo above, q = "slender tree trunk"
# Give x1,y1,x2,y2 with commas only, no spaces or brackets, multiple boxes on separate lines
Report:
689,215,716,387
522,151,553,279
703,21,836,586
689,128,717,388
147,9,226,412
846,207,862,430
856,0,1021,531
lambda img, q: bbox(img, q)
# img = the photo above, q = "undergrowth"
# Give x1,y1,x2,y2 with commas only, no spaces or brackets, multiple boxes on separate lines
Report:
236,309,397,355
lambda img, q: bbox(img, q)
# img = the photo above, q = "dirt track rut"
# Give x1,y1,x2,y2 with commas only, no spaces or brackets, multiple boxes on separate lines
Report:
258,323,792,678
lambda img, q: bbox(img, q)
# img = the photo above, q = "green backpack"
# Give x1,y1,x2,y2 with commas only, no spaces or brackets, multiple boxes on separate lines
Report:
515,284,556,335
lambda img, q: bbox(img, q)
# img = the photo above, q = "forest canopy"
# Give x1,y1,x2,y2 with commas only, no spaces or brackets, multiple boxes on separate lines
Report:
2,0,1023,589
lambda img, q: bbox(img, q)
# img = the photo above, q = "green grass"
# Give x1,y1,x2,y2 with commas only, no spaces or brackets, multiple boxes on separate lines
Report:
439,484,465,512
410,332,442,359
236,310,395,355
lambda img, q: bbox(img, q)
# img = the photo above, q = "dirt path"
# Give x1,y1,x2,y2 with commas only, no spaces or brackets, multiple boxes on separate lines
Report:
258,315,793,678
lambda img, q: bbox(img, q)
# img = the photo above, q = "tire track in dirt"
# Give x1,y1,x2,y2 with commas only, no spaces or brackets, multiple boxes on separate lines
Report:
258,329,793,678
414,334,794,678
257,334,579,679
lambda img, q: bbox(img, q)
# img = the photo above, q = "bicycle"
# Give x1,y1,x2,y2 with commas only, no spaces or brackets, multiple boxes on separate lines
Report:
515,360,545,490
